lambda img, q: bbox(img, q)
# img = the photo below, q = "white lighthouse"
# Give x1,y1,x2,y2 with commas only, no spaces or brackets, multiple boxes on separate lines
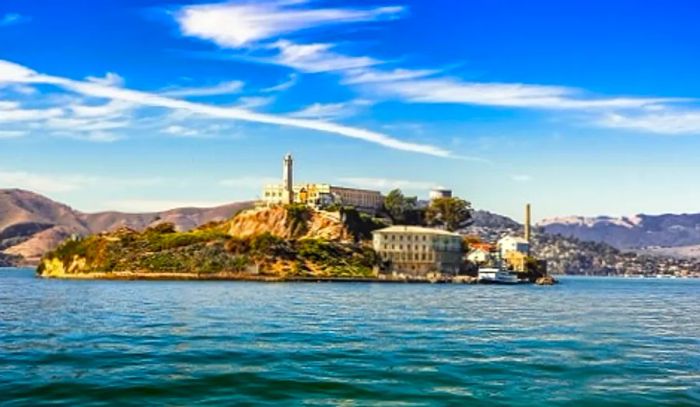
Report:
282,153,293,205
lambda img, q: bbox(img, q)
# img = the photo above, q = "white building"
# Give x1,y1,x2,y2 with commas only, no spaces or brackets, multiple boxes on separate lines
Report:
429,188,453,200
372,226,463,276
261,155,383,211
467,248,492,265
497,236,530,258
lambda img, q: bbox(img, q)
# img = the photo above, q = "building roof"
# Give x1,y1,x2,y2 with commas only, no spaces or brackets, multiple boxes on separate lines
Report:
372,225,461,237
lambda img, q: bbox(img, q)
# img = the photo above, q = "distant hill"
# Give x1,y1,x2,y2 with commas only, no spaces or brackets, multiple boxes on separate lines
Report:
0,189,253,264
539,214,700,254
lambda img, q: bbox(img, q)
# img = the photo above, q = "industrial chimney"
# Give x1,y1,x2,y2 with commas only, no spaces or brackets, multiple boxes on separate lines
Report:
524,203,532,243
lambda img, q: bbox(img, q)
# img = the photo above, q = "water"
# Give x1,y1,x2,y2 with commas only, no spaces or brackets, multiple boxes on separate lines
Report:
1,268,698,406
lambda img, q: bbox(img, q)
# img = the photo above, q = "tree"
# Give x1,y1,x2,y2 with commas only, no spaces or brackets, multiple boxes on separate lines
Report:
426,197,473,231
383,189,420,224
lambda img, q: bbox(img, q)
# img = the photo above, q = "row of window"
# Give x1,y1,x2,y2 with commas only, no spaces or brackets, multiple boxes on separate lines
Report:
383,252,435,262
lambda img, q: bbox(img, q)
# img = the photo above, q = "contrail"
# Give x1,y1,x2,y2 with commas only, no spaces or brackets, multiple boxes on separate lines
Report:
0,59,451,157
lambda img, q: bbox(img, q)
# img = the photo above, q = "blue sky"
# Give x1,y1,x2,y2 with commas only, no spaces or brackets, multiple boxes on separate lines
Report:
1,0,699,221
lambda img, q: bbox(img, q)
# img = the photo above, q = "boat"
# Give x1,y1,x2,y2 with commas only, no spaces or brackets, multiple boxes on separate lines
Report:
478,267,521,284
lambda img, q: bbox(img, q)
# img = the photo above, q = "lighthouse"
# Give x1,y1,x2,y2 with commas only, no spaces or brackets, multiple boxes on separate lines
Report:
282,153,293,205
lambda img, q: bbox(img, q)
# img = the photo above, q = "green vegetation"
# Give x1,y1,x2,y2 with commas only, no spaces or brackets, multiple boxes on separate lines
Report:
383,189,424,225
285,204,312,238
38,217,379,279
340,207,388,241
426,197,473,231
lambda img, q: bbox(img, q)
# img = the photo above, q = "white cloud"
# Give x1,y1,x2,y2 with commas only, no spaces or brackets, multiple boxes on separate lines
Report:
0,170,96,193
0,130,26,139
262,73,298,92
356,75,678,110
235,96,275,109
176,1,404,48
86,72,125,87
0,169,166,195
511,174,532,182
0,105,63,122
288,99,371,120
270,40,379,73
161,80,244,97
343,68,437,84
0,13,30,27
0,59,450,157
162,125,202,138
598,111,700,134
337,177,437,191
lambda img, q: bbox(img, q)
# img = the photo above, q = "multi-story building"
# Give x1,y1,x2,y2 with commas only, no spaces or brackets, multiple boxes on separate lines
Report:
372,226,463,276
261,154,383,211
262,183,383,211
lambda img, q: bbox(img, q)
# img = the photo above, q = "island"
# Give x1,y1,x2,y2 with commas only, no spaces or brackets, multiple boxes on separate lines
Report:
37,154,553,284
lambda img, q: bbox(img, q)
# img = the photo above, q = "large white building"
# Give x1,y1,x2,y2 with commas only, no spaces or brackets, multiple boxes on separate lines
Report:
372,226,463,276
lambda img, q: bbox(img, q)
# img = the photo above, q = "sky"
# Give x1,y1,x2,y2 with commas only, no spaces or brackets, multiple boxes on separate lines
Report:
1,0,700,221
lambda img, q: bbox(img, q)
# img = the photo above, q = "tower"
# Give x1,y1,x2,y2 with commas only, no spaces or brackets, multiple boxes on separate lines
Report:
282,153,293,205
524,203,532,243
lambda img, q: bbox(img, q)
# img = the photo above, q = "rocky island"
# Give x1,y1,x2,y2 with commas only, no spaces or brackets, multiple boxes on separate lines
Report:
38,205,385,281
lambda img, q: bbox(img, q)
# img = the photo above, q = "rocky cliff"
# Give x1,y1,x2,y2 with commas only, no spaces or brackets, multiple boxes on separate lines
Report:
38,205,377,280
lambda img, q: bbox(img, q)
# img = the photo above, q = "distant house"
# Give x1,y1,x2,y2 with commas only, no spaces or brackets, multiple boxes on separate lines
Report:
497,236,530,258
372,226,463,276
467,248,492,265
498,236,530,272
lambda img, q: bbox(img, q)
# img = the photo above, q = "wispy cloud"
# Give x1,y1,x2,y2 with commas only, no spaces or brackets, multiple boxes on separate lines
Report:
0,130,26,139
511,174,532,182
288,99,371,120
353,73,679,110
262,73,298,92
86,72,125,87
0,13,31,27
598,110,700,134
176,1,404,48
337,177,438,191
161,80,244,97
0,59,450,157
0,169,165,194
269,40,379,73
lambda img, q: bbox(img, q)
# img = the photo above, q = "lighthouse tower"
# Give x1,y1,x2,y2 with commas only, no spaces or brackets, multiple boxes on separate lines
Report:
282,153,294,205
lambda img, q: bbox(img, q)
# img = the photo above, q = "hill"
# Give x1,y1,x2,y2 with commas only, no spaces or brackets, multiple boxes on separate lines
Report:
467,212,700,276
38,205,378,280
0,189,253,265
539,214,700,256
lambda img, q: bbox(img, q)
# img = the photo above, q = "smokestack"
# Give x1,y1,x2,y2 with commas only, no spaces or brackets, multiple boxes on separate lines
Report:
525,203,532,243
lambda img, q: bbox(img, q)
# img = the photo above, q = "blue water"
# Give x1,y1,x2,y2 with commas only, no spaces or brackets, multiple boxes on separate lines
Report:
0,268,698,406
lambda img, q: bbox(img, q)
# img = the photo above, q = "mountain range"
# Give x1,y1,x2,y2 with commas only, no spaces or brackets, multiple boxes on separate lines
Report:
0,189,253,265
539,214,700,256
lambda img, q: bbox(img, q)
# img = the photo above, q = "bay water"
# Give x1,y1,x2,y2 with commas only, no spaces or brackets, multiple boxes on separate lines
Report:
1,268,698,405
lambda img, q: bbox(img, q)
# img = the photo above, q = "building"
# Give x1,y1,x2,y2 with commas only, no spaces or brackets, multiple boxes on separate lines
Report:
372,226,463,276
429,188,453,200
467,248,492,265
497,236,530,258
261,154,383,211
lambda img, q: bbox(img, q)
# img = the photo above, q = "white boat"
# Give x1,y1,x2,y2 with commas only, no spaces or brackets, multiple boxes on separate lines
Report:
478,267,521,284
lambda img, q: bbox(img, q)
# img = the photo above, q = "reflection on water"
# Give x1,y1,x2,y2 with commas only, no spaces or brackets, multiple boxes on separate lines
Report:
1,268,698,406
